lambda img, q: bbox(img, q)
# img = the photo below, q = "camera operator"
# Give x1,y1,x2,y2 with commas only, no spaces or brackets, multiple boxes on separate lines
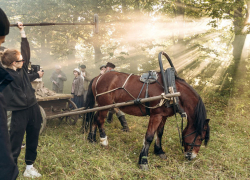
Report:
0,8,19,180
1,22,44,178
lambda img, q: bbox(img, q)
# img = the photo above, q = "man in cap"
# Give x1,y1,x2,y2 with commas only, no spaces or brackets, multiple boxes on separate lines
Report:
100,65,106,75
50,65,67,93
80,64,91,104
105,62,116,71
105,62,129,132
0,8,19,180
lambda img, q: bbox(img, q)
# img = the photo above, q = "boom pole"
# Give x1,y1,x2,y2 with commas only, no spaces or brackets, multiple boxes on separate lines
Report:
10,14,99,34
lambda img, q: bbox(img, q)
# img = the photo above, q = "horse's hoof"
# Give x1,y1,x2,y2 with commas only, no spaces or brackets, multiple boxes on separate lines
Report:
100,136,108,146
159,153,167,159
122,128,130,132
139,164,149,171
87,138,96,143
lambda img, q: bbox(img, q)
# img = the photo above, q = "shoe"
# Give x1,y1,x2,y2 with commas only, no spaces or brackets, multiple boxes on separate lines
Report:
106,111,114,123
118,115,130,132
21,144,25,149
23,167,42,178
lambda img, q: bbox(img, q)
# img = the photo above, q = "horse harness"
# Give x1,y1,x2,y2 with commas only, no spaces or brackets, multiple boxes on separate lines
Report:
95,72,168,110
94,70,186,118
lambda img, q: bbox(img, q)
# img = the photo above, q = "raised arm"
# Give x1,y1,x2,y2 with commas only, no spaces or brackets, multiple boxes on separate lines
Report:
18,22,30,70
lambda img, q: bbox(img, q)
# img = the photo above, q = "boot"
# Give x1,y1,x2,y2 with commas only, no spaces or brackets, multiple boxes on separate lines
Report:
118,115,130,132
106,111,114,123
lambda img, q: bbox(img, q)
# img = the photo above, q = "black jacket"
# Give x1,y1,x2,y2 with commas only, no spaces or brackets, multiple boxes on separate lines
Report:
2,38,39,111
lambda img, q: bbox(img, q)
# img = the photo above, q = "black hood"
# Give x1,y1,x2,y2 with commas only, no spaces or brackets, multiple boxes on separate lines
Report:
0,8,10,36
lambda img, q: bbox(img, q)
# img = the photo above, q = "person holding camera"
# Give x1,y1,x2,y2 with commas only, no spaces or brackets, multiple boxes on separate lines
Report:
1,22,44,178
0,8,19,180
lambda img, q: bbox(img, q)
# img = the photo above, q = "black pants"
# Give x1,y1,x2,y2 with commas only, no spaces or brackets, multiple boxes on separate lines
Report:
10,103,42,165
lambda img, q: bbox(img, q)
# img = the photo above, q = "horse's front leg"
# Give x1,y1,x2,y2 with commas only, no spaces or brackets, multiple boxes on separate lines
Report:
154,117,167,159
87,112,98,142
139,114,162,170
97,110,108,146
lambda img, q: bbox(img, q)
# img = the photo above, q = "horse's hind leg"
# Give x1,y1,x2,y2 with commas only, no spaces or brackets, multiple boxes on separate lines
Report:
154,117,167,159
138,114,162,170
87,112,98,142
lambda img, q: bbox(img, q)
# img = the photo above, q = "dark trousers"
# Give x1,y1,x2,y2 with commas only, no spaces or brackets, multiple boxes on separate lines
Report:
10,103,42,165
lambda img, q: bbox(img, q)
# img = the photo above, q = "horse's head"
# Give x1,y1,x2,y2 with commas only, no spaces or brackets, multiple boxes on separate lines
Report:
182,118,210,160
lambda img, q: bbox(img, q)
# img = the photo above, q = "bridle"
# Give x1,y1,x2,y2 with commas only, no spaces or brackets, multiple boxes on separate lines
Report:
182,130,205,160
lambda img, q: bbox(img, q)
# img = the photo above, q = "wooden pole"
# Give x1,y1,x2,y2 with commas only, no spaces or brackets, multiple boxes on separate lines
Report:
46,92,180,120
10,22,95,27
10,14,99,34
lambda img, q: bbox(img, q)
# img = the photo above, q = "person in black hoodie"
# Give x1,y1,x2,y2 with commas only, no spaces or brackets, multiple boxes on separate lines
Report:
1,22,44,178
0,8,19,180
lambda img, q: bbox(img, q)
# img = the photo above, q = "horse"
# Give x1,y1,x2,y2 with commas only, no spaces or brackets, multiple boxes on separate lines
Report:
85,69,210,170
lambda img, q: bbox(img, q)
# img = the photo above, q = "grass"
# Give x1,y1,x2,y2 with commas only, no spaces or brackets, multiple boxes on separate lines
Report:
16,91,250,179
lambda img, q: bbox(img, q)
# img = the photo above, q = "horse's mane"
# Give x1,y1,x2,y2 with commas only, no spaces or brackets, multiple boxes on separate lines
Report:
175,76,208,138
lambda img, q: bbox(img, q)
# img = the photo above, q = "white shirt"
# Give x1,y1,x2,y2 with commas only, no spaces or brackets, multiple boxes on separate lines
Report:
80,71,85,81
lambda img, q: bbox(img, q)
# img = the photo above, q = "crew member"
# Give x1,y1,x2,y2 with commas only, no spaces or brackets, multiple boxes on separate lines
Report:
1,22,44,178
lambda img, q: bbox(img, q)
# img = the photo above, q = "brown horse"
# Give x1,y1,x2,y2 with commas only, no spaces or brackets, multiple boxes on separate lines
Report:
85,71,210,170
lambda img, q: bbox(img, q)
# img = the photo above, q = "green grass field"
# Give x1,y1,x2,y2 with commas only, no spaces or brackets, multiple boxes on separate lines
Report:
16,92,250,180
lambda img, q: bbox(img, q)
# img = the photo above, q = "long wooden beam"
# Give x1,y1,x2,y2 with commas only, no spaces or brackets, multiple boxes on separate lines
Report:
10,22,95,27
46,92,180,120
10,14,99,33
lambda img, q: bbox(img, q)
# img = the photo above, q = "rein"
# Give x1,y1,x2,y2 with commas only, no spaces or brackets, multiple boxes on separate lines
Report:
173,99,202,155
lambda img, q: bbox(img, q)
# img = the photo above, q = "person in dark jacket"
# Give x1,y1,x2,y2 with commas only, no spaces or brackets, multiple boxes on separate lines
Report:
71,68,84,108
0,7,19,180
50,65,67,93
1,22,44,178
104,62,129,132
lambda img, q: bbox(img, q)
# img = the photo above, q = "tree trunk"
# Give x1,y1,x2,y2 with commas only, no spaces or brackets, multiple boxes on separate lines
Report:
220,0,247,95
93,36,103,63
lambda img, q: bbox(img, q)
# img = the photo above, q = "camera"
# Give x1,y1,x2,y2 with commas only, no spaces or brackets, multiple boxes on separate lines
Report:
28,65,44,74
31,65,40,73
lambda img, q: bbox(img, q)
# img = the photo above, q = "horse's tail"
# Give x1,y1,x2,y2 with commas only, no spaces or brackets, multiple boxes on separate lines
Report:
194,96,210,145
82,78,96,134
84,78,96,109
